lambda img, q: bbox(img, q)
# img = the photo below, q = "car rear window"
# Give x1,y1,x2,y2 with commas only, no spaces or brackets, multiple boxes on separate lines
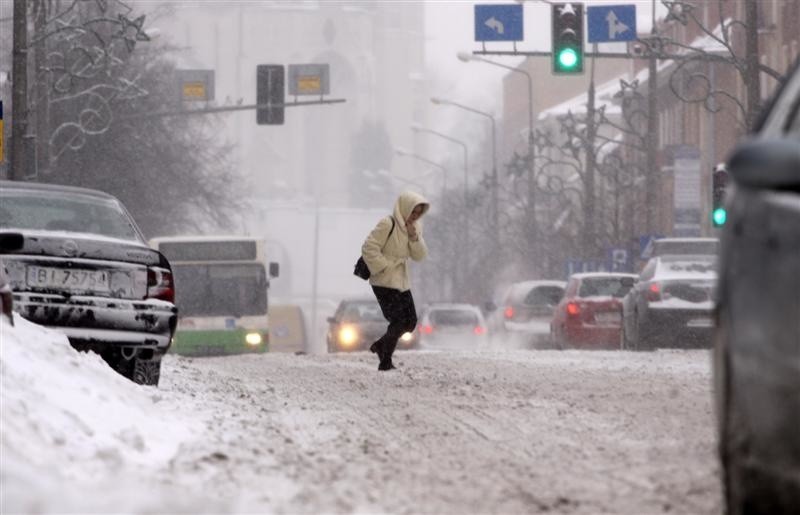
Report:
524,286,564,306
430,309,478,327
578,277,634,298
652,239,718,256
656,256,717,278
0,190,140,242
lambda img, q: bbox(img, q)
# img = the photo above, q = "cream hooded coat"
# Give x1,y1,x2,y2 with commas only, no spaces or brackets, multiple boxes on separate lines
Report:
361,191,429,292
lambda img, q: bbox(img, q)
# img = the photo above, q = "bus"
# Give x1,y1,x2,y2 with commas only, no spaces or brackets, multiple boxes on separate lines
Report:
150,236,280,356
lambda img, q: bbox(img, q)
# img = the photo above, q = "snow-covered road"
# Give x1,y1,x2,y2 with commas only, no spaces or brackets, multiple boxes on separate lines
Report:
2,318,722,514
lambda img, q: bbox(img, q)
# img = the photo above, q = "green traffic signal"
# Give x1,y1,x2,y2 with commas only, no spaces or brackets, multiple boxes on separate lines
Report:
551,3,584,75
712,207,727,227
557,47,580,70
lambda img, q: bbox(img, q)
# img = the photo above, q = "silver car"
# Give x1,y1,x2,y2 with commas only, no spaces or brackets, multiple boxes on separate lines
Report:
0,181,177,386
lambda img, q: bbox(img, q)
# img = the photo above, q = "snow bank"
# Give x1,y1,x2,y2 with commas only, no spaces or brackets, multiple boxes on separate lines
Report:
0,315,213,513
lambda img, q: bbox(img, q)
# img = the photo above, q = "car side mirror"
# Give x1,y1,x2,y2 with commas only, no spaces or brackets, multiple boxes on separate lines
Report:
326,317,336,324
727,138,800,190
483,301,497,313
269,262,280,278
0,232,24,252
620,277,635,288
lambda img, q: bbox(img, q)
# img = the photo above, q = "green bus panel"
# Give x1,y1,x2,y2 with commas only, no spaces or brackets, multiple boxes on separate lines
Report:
170,329,268,356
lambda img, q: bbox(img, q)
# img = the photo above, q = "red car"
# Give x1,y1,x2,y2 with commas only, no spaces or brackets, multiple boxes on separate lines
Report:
550,272,637,349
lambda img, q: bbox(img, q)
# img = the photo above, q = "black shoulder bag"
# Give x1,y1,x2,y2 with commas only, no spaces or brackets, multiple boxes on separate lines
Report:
354,217,396,280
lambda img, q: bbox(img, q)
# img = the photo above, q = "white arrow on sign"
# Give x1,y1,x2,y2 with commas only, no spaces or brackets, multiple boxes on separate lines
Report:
485,16,505,35
606,10,630,40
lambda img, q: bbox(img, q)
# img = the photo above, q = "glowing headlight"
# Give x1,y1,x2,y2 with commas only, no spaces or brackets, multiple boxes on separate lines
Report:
400,332,414,342
245,332,263,346
338,325,359,346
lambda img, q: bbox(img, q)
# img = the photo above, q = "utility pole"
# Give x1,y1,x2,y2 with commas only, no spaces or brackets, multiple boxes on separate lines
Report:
33,0,48,176
584,46,597,254
743,0,761,131
11,0,29,180
645,0,659,235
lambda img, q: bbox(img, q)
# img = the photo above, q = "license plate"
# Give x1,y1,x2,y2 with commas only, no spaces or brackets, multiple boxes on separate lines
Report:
27,266,110,292
687,317,713,328
595,312,621,324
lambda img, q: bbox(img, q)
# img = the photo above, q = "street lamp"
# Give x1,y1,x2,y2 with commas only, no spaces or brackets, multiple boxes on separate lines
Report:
394,147,447,202
410,124,471,290
456,51,540,273
429,96,498,236
410,123,468,207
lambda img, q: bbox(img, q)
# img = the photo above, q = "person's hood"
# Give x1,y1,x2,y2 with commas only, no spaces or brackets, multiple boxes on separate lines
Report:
392,191,429,231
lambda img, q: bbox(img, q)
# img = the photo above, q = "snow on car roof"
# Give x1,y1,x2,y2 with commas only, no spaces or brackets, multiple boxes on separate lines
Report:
0,179,118,200
425,302,481,311
570,272,638,279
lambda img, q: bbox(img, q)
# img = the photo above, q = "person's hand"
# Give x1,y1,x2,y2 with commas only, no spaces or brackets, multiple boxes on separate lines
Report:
406,221,418,241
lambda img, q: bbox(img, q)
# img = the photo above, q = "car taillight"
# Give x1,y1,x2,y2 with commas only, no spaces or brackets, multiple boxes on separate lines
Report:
504,306,514,319
473,326,486,335
566,302,580,316
644,282,661,302
147,267,175,303
420,324,433,334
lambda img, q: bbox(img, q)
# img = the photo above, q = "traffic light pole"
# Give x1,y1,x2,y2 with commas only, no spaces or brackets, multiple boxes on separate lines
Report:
118,99,346,121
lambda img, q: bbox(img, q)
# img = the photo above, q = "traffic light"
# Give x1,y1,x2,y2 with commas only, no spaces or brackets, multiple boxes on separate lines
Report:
256,64,285,125
712,165,729,227
551,3,584,74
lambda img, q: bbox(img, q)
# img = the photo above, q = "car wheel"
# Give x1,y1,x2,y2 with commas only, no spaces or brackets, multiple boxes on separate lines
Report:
552,326,565,350
101,349,161,386
633,313,653,351
620,320,630,350
715,312,797,514
132,358,161,386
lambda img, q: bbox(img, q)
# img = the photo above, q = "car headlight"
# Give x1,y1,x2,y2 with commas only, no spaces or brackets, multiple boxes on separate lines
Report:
245,332,263,346
400,332,414,342
338,325,359,346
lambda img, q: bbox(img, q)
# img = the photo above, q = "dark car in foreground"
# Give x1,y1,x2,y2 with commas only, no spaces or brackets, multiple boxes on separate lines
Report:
712,61,800,514
326,298,416,353
620,255,716,350
0,181,177,386
550,272,637,350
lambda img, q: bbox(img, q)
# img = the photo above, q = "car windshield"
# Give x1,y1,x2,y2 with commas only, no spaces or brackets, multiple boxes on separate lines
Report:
578,277,634,298
0,190,140,242
172,263,267,317
430,309,478,327
342,302,385,322
524,286,564,306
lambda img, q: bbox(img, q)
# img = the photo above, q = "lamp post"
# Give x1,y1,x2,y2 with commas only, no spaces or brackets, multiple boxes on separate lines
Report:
430,96,498,237
457,51,539,273
410,125,471,294
410,124,468,207
394,147,447,202
394,147,452,300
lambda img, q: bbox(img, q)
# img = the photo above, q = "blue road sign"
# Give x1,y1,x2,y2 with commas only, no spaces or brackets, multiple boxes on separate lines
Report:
608,248,632,272
587,5,637,43
565,259,610,279
474,4,523,42
638,234,664,259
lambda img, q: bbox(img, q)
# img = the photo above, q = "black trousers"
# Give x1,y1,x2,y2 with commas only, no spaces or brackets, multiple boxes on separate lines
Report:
372,286,417,363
